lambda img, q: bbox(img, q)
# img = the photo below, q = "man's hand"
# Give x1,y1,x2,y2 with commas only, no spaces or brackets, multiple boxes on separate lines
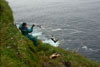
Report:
31,24,35,29
32,24,35,27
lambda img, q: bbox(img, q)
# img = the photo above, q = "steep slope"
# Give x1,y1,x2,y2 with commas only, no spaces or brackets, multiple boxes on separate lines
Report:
0,0,100,67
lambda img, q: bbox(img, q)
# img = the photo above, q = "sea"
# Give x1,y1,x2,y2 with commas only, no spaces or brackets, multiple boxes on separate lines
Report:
7,0,100,63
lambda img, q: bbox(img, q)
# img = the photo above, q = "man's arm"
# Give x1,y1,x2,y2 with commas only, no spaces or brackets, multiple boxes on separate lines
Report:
28,24,35,33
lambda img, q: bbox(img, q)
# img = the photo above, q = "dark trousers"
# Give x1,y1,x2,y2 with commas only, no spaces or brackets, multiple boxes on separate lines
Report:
27,35,38,46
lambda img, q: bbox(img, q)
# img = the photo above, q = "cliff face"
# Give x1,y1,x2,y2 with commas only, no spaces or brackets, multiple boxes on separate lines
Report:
0,0,100,67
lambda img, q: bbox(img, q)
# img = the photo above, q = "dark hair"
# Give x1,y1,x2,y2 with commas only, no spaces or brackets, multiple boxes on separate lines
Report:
22,22,27,26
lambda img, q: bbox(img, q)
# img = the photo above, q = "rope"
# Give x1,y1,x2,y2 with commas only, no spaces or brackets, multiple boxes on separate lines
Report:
39,26,52,38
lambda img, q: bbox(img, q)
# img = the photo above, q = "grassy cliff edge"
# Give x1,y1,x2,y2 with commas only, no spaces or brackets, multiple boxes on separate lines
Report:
0,0,100,67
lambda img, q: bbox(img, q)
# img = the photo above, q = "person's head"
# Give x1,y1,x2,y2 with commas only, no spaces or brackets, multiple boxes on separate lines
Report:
22,22,27,27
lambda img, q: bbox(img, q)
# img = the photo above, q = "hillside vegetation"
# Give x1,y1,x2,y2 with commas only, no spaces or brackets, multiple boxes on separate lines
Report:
0,0,100,67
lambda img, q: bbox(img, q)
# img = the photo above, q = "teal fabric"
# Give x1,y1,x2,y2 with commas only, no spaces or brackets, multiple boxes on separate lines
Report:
19,24,33,35
19,24,38,46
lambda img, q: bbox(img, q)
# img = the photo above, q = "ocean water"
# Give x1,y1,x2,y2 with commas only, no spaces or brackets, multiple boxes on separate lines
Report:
7,0,100,63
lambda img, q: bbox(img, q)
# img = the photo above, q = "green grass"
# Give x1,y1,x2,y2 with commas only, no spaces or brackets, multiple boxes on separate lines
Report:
0,0,100,67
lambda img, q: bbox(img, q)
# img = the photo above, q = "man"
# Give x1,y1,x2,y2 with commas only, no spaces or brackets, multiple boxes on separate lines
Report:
19,22,38,46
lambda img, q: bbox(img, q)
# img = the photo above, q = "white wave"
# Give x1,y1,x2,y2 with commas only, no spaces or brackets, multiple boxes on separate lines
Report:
43,39,60,47
89,48,100,52
32,31,60,47
32,32,42,36
81,45,100,52
89,48,95,51
52,28,62,32
82,46,88,50
70,30,83,34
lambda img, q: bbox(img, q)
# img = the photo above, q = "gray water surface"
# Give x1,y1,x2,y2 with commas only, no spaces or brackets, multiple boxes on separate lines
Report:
7,0,100,63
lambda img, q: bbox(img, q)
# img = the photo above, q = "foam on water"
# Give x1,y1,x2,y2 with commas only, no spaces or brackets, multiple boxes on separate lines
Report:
33,32,60,47
70,30,83,34
32,32,42,36
81,46,99,52
51,28,62,32
82,46,88,50
43,39,60,47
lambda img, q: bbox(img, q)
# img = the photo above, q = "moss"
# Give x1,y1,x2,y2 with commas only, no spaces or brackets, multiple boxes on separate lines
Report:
0,0,100,67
